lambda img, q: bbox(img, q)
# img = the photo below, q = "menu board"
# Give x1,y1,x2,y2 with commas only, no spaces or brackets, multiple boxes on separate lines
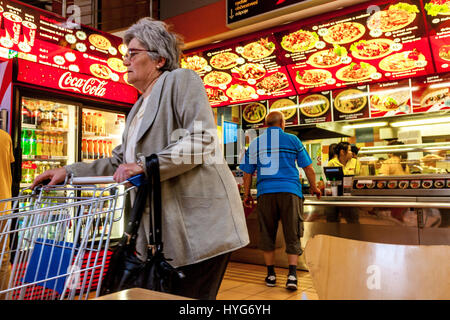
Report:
267,96,299,126
411,72,450,113
0,0,130,88
368,78,412,118
298,91,333,124
332,85,370,121
274,0,434,94
182,34,297,107
423,0,450,73
241,100,268,129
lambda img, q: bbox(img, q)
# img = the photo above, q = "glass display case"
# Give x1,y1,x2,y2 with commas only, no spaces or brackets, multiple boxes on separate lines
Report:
353,142,450,196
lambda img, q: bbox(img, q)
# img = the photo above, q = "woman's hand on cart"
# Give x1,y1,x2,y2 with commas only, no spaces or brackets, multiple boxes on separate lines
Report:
30,167,67,190
113,163,144,187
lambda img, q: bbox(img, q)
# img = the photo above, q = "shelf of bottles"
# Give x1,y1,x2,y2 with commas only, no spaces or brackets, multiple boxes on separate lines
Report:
20,98,72,186
81,109,125,162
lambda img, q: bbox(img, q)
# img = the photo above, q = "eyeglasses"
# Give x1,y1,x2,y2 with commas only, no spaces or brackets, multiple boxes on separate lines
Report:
122,49,157,61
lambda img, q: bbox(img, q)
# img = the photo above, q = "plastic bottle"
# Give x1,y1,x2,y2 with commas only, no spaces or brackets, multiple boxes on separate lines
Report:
82,112,86,134
57,134,64,156
49,133,56,157
30,130,37,156
93,139,99,159
82,138,87,160
93,113,99,135
317,176,325,195
21,130,29,155
331,178,338,196
42,132,50,157
86,112,92,133
36,132,43,156
87,139,93,159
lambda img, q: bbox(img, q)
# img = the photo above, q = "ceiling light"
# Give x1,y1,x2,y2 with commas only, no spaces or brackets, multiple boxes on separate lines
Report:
390,116,450,127
343,121,388,129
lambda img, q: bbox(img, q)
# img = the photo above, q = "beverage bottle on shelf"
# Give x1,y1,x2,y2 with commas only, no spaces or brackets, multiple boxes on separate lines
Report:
48,109,55,129
82,138,87,160
62,109,68,129
36,132,43,156
56,108,64,128
101,140,107,158
21,130,29,156
21,162,28,183
57,134,64,156
42,132,49,157
107,141,113,157
49,133,56,157
86,112,92,133
87,139,94,159
99,114,106,136
29,130,37,156
93,139,99,160
93,113,99,135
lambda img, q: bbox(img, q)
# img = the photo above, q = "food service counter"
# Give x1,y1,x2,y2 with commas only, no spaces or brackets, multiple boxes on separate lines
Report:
230,195,450,270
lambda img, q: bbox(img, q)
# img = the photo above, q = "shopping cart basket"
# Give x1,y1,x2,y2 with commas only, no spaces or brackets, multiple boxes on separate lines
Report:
0,175,142,300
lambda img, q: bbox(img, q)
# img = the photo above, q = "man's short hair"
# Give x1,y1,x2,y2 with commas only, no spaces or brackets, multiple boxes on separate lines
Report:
265,111,284,126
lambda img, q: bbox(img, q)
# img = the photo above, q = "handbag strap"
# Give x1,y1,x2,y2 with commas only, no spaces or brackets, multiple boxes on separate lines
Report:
145,154,162,248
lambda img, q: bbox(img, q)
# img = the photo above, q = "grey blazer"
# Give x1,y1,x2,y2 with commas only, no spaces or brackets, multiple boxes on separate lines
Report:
66,68,249,267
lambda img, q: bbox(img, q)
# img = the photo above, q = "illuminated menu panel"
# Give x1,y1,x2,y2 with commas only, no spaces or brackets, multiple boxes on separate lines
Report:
0,0,131,89
182,34,297,107
423,0,450,73
411,73,450,113
275,0,434,95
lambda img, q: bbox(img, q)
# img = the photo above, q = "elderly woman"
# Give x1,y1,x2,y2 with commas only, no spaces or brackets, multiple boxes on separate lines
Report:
31,18,249,299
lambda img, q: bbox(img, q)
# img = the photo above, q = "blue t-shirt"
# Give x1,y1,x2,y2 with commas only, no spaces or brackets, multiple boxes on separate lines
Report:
239,127,312,198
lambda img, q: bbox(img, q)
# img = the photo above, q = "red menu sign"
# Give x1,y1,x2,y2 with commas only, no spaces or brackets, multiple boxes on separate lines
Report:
332,85,370,121
298,91,333,124
423,0,450,73
17,60,138,104
275,0,434,95
0,0,132,89
182,34,297,107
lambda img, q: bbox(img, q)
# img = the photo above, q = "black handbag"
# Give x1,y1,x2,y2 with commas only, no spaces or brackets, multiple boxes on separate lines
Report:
100,154,185,296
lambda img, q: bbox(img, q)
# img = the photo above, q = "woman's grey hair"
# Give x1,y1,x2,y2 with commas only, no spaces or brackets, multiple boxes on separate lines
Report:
124,17,183,71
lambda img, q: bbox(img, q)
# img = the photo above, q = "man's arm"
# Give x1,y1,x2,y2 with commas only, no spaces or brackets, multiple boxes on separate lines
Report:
303,164,321,199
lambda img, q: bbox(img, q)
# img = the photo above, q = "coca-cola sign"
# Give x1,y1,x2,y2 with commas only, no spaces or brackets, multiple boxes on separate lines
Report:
17,60,137,105
58,72,108,97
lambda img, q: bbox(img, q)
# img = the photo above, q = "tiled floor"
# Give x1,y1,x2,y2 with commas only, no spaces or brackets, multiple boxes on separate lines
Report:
217,262,319,300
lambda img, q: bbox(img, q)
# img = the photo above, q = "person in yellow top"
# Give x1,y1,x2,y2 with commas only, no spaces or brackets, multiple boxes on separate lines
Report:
0,129,14,299
325,141,359,223
327,142,360,175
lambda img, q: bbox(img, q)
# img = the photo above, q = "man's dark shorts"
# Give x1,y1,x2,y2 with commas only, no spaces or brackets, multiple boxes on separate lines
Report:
256,192,304,255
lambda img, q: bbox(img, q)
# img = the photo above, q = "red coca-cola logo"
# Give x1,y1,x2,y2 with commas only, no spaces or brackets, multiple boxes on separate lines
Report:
58,71,107,97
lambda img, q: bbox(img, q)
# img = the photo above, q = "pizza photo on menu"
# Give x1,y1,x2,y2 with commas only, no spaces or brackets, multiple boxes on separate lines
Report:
203,71,233,87
439,45,450,61
299,95,330,117
226,84,256,101
241,38,276,60
307,45,347,68
280,29,319,53
90,64,112,79
367,2,419,32
296,69,332,86
107,57,127,73
256,72,289,94
336,62,377,82
231,63,266,81
270,99,297,120
89,34,112,50
242,102,267,123
379,49,426,72
370,89,410,111
424,0,450,16
350,39,394,60
323,22,365,45
334,89,367,114
210,52,239,70
181,55,208,72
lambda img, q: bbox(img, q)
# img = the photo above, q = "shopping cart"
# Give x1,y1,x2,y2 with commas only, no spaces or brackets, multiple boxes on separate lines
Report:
0,175,142,300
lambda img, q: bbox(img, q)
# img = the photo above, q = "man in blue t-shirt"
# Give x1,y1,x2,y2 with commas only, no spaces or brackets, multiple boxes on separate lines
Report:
240,111,321,291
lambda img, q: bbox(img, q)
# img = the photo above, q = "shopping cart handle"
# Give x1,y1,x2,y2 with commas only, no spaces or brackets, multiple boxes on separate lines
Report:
127,174,145,187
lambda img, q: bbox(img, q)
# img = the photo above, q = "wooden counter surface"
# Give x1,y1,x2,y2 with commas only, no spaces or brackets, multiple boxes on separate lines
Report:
93,288,193,300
